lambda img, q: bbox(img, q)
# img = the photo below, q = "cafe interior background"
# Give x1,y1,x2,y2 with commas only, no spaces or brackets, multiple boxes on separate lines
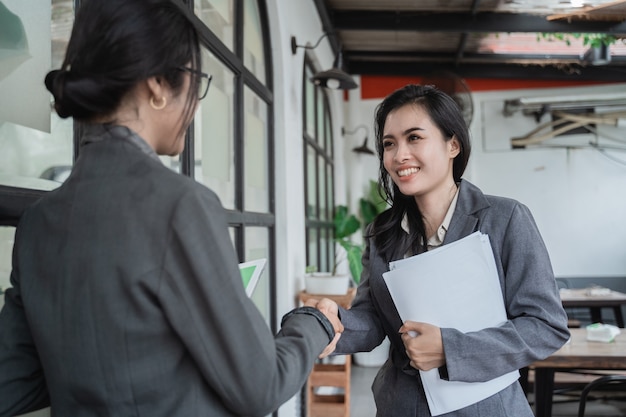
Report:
1,1,626,416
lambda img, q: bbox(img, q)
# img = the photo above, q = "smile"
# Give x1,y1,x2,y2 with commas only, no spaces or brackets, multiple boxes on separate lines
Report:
397,167,419,177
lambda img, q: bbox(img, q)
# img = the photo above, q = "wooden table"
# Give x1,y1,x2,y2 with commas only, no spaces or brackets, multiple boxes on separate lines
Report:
560,288,626,328
531,328,626,417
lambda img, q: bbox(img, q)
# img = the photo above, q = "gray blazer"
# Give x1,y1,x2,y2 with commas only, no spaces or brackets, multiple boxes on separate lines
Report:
336,179,570,417
0,124,331,417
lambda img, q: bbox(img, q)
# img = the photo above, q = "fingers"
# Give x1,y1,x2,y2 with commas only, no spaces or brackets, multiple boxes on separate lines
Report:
399,321,445,371
303,297,319,308
308,298,343,333
318,332,341,358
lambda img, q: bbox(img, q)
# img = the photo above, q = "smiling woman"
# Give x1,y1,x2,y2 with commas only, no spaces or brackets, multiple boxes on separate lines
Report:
308,84,571,417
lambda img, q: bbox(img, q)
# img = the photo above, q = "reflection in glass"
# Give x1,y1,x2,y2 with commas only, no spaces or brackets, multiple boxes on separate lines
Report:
245,227,270,322
243,0,266,84
0,1,74,183
243,86,269,213
194,48,236,209
0,115,73,181
52,0,73,69
194,0,234,52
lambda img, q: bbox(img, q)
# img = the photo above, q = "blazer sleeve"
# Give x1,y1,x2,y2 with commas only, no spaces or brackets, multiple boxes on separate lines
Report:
158,187,331,417
441,202,570,383
0,229,50,417
334,233,387,354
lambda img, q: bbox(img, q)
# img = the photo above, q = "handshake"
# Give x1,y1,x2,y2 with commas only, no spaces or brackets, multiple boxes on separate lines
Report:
304,297,343,358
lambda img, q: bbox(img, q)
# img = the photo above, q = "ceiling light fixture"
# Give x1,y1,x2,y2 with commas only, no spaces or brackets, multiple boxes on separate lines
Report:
343,125,375,155
291,33,358,90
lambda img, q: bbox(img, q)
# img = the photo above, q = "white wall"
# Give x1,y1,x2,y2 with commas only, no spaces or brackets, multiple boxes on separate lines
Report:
344,83,626,285
267,2,347,416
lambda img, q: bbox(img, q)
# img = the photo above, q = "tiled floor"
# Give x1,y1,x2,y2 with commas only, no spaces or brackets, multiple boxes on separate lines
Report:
350,363,626,417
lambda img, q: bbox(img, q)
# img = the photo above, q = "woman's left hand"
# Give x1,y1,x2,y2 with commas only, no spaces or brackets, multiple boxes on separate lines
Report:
399,321,445,371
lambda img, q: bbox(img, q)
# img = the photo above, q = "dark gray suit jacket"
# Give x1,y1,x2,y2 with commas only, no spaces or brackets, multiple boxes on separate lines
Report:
336,179,570,417
0,124,331,417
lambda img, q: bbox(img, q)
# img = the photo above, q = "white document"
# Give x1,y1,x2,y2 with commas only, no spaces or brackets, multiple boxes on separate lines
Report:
383,232,519,416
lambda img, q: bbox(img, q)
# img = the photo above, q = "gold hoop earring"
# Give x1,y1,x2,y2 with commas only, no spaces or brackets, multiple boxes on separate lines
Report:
150,96,167,110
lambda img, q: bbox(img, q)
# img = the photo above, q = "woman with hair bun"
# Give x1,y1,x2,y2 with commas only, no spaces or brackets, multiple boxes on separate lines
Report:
0,1,341,416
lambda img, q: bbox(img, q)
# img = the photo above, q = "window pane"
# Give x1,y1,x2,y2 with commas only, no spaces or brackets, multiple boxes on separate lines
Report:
243,0,266,83
325,108,332,156
305,66,315,138
195,0,234,52
316,92,324,147
1,1,73,184
244,87,269,212
318,155,327,221
320,227,330,273
228,227,237,251
52,0,73,69
194,49,236,210
307,228,318,271
0,227,16,304
327,164,334,216
0,116,73,182
306,144,317,219
245,227,270,322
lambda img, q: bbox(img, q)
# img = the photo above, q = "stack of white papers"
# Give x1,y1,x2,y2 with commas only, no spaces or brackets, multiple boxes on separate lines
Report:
383,231,519,416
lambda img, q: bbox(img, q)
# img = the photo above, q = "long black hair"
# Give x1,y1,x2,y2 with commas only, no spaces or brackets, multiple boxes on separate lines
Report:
45,0,201,137
370,84,472,261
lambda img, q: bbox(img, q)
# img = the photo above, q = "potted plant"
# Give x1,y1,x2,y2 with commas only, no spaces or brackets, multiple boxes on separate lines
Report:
334,180,387,286
305,180,387,294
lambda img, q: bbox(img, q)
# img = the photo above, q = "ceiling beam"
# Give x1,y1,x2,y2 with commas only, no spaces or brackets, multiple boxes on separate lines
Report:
343,51,626,64
348,60,626,81
331,11,626,34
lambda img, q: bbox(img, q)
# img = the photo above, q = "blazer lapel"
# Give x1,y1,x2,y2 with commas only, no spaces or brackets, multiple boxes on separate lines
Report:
444,180,490,244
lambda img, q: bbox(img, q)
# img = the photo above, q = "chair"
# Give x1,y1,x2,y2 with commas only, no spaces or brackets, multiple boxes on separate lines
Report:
578,375,626,417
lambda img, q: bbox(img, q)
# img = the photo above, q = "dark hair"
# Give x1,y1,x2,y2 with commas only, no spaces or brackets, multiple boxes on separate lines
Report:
45,0,201,133
370,84,472,260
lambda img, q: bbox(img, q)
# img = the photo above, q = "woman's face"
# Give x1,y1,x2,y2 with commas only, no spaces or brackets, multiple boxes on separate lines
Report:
382,103,459,200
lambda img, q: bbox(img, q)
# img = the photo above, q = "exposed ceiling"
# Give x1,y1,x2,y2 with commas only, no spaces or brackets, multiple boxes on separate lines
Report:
313,0,626,81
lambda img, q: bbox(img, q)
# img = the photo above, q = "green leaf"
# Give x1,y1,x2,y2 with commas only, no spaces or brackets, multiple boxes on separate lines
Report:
334,205,360,239
359,198,378,227
338,239,364,285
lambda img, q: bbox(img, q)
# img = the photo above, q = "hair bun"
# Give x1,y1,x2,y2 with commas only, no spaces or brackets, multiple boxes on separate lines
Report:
45,69,73,118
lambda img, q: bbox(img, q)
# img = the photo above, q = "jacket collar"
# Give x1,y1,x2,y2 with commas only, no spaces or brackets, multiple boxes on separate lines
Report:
443,179,490,244
80,123,161,163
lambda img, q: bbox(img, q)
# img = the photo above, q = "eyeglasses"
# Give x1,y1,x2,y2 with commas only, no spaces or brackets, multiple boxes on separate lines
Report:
177,67,212,100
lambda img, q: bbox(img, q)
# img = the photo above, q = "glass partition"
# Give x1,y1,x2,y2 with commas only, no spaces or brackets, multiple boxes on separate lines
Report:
195,0,234,52
194,49,236,209
243,86,269,213
243,0,266,83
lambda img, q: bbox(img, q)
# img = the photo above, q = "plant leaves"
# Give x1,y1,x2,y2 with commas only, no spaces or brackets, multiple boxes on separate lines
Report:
334,205,360,239
338,239,364,285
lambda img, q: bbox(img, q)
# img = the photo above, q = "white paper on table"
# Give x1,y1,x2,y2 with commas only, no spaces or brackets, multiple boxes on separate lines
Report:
383,232,519,416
